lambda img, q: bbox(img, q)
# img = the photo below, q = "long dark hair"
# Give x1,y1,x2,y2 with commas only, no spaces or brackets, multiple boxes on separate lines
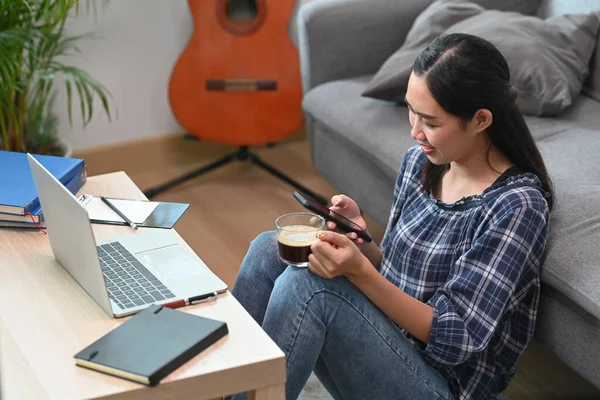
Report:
412,33,554,211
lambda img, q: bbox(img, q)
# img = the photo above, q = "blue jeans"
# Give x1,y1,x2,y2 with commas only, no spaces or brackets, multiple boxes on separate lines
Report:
231,231,453,400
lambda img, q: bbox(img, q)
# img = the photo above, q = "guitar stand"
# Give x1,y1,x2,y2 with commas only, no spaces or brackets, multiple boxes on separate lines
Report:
142,144,328,205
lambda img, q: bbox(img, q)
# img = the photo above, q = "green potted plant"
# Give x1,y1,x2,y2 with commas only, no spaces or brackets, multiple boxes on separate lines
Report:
0,0,113,157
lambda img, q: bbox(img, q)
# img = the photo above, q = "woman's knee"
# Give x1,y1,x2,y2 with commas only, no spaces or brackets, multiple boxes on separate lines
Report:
249,230,277,251
237,230,281,279
271,267,326,305
247,230,278,263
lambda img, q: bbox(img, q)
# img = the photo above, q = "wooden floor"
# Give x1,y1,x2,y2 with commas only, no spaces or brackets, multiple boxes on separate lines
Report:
74,128,599,400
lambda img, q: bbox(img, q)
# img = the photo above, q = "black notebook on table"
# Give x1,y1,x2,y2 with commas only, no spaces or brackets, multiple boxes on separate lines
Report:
74,305,228,386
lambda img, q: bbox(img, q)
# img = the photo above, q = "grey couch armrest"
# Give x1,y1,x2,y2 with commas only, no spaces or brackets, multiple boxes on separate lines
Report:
297,0,432,93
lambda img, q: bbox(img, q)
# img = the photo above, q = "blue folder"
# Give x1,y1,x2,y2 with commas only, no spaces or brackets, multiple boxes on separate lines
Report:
0,150,87,216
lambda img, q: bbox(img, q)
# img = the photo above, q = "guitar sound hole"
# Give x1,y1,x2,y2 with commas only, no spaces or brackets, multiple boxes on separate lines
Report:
226,0,258,21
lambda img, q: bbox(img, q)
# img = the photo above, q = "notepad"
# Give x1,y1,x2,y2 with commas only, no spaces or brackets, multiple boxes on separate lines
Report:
74,304,228,386
78,194,158,224
77,194,190,229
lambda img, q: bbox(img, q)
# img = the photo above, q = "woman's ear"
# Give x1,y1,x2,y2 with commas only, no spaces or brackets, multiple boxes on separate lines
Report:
471,109,493,134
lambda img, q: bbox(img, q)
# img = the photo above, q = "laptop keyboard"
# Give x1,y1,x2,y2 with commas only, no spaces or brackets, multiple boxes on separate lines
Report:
97,242,176,310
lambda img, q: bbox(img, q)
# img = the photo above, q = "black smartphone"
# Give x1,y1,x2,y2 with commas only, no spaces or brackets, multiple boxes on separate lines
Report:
293,191,373,242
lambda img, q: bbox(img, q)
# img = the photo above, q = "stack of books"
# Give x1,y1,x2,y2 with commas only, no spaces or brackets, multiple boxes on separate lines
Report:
0,150,87,229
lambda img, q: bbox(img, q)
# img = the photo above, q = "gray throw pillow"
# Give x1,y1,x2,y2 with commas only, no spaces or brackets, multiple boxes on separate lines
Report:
470,0,542,15
447,11,600,116
361,1,600,116
583,13,600,102
360,0,485,103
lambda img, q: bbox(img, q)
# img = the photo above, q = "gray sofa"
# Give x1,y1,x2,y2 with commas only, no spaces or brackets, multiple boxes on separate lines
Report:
297,0,600,391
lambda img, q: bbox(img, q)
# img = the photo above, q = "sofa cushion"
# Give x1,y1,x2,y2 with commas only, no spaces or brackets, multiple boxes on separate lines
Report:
539,182,600,322
534,126,600,321
362,0,600,117
304,75,600,322
525,106,600,319
556,93,600,132
303,76,415,182
522,95,600,142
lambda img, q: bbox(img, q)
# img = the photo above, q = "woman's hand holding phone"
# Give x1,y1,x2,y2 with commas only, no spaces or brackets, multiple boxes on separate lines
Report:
328,195,369,244
293,191,382,269
326,194,384,269
292,191,372,243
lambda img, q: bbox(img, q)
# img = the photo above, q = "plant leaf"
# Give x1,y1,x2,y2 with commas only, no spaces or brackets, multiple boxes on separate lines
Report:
51,65,113,126
0,102,9,150
0,27,37,92
73,76,87,126
64,72,73,125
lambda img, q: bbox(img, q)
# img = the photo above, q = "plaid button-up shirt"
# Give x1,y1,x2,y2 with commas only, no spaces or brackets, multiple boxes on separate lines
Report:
380,146,549,400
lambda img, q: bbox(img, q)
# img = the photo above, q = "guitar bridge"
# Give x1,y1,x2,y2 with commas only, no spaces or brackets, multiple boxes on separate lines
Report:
206,79,277,92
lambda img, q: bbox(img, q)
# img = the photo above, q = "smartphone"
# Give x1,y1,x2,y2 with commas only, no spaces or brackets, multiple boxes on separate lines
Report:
293,191,372,242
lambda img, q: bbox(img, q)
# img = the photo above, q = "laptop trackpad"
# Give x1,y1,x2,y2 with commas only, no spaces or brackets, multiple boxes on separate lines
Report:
135,245,206,293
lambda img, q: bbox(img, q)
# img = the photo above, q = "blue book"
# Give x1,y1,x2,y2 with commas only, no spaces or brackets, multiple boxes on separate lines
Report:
0,220,46,230
0,165,87,227
0,209,43,224
0,150,87,216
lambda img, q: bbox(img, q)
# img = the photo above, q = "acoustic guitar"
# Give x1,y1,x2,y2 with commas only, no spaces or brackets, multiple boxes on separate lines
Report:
168,0,304,146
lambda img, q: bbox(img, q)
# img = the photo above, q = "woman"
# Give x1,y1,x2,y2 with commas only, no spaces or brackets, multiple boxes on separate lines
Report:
231,33,553,400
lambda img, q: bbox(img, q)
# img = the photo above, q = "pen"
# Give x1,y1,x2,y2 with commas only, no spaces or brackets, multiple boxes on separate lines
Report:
189,292,218,305
162,299,186,309
162,292,218,309
101,196,138,230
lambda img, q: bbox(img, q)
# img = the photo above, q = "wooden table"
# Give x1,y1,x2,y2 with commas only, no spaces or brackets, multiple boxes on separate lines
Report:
0,172,286,400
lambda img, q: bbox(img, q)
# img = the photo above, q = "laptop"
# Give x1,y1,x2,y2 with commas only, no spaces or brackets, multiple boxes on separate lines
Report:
27,154,228,318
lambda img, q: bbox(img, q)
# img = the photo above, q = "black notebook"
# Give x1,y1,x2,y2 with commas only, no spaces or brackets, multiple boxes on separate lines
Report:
74,305,228,386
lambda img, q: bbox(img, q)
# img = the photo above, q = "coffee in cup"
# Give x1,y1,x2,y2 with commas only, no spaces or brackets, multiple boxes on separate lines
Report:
275,212,325,267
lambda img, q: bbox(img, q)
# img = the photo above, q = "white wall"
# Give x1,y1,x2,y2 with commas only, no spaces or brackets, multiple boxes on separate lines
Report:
55,0,193,151
55,0,308,151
